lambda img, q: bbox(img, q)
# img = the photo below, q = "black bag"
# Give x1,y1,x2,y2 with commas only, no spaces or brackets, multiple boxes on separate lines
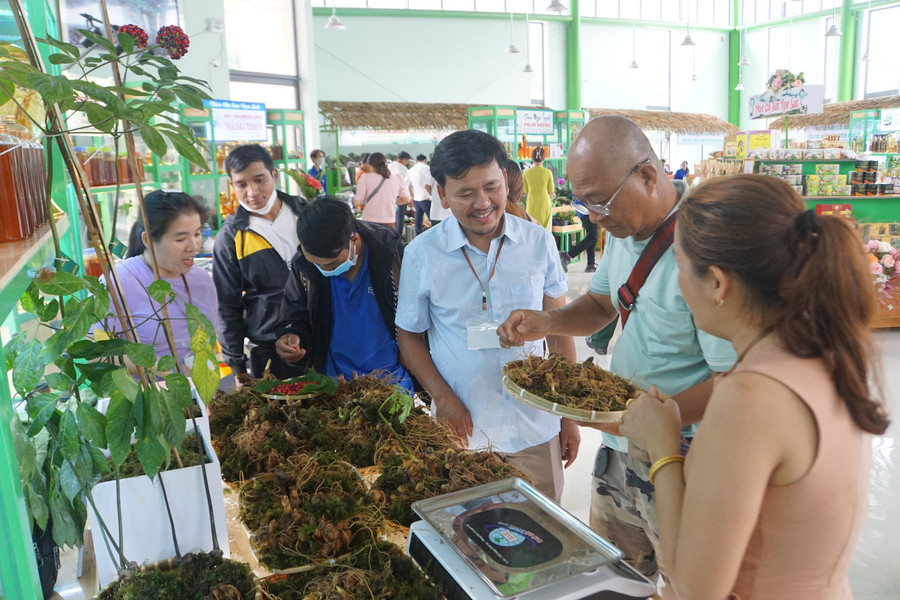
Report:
32,520,60,599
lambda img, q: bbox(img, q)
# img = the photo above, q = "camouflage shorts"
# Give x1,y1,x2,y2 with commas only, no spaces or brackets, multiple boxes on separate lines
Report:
589,447,660,578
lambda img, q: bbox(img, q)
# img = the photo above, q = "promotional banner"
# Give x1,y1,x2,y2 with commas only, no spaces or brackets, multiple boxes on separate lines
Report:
205,99,267,142
677,134,725,145
881,109,900,132
749,70,824,120
516,110,555,135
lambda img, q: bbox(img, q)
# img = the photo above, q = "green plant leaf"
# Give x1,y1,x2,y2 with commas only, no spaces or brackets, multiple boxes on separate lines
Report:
59,460,82,502
49,486,78,548
162,129,209,172
117,31,135,53
11,417,37,480
93,339,130,357
173,87,204,109
88,445,111,476
106,392,135,469
157,355,176,372
111,367,139,402
35,271,87,296
83,102,115,133
26,394,57,437
39,298,60,322
25,72,72,106
76,403,107,447
13,338,46,396
158,65,178,81
20,281,41,316
78,29,117,53
160,386,186,450
136,433,166,481
45,372,73,391
55,356,78,381
147,279,174,303
130,64,146,76
58,408,81,461
47,52,73,65
140,124,167,158
67,340,96,359
157,88,176,103
126,342,156,368
24,478,49,532
190,347,220,404
37,35,80,58
3,334,22,370
68,79,125,112
163,373,192,409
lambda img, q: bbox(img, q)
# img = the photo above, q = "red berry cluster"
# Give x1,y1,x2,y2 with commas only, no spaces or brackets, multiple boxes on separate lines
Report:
118,24,148,49
271,381,319,395
156,25,190,59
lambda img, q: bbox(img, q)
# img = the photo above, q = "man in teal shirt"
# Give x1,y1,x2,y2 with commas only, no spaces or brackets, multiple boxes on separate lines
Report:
498,116,735,580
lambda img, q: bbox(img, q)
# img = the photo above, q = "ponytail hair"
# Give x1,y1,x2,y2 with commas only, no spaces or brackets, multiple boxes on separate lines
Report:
678,174,889,435
367,152,391,180
127,190,207,258
503,158,527,219
532,147,545,163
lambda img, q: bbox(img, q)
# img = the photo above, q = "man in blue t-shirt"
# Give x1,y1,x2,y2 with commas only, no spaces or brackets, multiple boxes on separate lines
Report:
275,197,410,391
307,149,328,194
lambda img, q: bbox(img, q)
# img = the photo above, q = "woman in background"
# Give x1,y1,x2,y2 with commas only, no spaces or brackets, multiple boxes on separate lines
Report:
620,175,888,599
522,147,554,228
503,159,537,224
102,191,218,367
353,152,411,228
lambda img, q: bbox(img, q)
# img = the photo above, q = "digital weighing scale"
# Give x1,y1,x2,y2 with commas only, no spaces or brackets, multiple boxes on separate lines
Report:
407,478,657,600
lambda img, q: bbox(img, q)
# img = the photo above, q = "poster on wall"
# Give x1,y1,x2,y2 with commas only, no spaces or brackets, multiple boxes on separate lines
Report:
881,109,900,132
205,100,267,142
749,70,824,120
60,1,180,48
517,110,555,135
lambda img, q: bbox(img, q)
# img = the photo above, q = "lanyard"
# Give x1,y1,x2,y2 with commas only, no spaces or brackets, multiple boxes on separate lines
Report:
461,237,505,311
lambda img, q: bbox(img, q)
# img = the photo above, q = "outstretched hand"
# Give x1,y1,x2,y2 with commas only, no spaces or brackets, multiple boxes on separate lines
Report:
275,333,306,363
497,309,553,348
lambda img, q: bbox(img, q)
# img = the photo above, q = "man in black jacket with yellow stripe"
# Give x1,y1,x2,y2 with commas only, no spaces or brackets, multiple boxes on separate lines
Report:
274,198,411,391
213,144,308,379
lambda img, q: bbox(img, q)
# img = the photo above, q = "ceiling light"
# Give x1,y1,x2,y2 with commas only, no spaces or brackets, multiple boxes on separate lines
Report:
825,22,842,37
629,59,639,69
324,8,346,30
523,63,533,73
691,73,698,81
505,13,519,53
860,51,870,62
681,33,695,46
546,0,567,12
505,43,520,54
738,56,751,67
735,81,744,91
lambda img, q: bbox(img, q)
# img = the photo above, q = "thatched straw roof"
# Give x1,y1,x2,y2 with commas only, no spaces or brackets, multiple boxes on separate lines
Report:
767,95,900,131
318,101,551,131
585,108,738,135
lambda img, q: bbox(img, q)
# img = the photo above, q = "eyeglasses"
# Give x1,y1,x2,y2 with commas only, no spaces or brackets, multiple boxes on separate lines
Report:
574,158,651,217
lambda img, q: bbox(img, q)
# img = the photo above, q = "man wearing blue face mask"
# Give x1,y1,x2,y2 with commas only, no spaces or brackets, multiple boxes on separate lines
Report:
274,197,412,391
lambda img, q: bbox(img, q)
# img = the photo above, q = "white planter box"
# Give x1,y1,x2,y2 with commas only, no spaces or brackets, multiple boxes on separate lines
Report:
89,430,229,589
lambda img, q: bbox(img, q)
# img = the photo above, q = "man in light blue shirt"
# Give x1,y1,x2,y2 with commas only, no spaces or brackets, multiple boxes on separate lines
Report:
396,129,581,502
498,116,735,578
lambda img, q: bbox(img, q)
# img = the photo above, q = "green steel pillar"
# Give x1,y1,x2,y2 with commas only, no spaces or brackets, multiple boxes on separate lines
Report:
837,0,856,102
565,0,581,111
728,0,741,126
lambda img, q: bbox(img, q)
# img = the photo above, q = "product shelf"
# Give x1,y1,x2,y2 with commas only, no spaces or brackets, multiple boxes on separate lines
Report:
0,215,69,313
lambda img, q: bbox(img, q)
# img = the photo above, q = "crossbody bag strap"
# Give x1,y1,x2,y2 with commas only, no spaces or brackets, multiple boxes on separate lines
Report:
616,212,678,327
363,176,388,205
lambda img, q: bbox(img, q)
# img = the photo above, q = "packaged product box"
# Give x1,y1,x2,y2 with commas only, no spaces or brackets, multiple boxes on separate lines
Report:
821,184,835,196
816,164,840,176
804,149,824,159
820,175,837,185
784,149,804,160
805,174,820,185
792,185,804,195
784,174,802,185
807,140,823,150
837,174,847,186
833,185,849,196
805,186,821,197
815,203,853,218
785,164,804,175
724,135,738,157
823,148,843,159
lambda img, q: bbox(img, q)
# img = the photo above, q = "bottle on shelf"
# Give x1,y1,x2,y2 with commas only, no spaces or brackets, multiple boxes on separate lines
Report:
117,152,132,185
73,146,92,187
0,117,28,242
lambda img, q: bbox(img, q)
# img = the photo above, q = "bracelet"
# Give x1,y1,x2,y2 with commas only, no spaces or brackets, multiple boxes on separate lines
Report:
648,455,685,486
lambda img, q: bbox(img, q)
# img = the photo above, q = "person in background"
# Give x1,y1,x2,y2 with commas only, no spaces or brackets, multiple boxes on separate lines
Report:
308,148,328,194
497,116,735,581
674,160,690,180
355,152,372,184
522,147,555,228
354,152,411,229
396,129,580,502
503,158,537,224
214,144,308,380
103,190,218,368
275,197,411,391
660,159,671,174
621,175,889,598
559,197,599,273
408,154,435,235
389,151,414,231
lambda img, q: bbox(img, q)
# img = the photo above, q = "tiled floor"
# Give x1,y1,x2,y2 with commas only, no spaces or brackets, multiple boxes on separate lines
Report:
558,263,900,598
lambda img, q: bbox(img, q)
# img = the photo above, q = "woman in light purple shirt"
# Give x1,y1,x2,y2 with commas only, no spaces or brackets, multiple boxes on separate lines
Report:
101,191,218,366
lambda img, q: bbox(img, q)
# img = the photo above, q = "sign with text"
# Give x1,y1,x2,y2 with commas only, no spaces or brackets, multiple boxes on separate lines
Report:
749,85,824,120
517,110,555,135
677,134,725,145
205,99,267,142
881,109,900,132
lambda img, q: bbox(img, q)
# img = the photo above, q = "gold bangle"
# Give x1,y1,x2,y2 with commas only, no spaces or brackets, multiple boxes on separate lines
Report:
648,455,685,486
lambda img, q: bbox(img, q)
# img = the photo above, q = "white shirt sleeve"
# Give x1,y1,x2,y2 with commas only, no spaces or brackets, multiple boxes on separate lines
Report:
395,244,431,333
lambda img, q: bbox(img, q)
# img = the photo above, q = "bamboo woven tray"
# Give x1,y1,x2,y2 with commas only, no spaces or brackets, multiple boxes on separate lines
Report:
501,361,628,424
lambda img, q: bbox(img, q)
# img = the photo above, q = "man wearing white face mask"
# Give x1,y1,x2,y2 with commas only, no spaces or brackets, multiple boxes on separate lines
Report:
275,198,411,390
213,144,308,380
308,149,328,194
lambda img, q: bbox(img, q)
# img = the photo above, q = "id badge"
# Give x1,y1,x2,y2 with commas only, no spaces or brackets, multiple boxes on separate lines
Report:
466,316,501,350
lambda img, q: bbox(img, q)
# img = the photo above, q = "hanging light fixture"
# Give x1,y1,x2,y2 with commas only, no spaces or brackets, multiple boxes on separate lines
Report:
505,12,520,53
546,0,567,13
681,0,695,46
860,0,872,61
825,0,842,37
523,13,533,72
735,67,745,91
735,80,745,91
324,4,346,30
629,22,639,69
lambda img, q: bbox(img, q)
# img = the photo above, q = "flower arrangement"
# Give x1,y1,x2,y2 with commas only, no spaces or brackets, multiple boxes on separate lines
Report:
766,69,805,95
866,240,900,304
286,169,324,200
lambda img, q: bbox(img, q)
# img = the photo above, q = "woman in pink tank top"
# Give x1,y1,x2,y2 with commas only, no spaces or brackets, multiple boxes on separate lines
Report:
620,175,890,599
